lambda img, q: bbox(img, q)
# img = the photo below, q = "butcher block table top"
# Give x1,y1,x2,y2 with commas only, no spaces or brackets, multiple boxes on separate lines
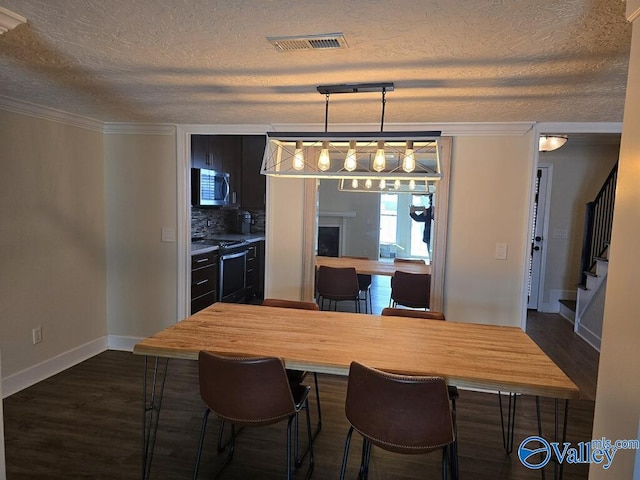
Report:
134,302,580,400
315,255,430,276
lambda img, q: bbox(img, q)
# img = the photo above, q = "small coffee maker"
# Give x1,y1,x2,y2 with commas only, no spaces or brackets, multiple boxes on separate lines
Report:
236,210,252,234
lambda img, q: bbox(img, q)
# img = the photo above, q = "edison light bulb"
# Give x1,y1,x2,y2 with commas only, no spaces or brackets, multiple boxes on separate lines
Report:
402,141,415,173
394,179,401,189
365,178,373,189
372,141,386,172
293,141,304,171
318,141,330,171
344,140,357,172
351,178,358,189
379,179,386,189
409,179,416,190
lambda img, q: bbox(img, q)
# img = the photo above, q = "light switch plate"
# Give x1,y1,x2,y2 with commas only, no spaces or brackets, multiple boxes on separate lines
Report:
161,227,176,242
495,242,508,260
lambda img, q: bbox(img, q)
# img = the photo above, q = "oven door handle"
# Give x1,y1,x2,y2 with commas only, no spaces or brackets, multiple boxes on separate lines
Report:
220,250,248,261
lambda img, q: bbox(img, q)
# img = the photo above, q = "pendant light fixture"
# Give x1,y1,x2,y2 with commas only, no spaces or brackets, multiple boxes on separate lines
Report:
339,178,435,194
261,83,442,180
344,140,357,171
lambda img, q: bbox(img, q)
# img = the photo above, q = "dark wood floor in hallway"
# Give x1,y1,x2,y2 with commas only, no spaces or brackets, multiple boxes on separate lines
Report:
3,311,599,480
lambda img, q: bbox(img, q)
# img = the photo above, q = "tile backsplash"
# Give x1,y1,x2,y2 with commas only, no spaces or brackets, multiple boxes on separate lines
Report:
192,208,265,239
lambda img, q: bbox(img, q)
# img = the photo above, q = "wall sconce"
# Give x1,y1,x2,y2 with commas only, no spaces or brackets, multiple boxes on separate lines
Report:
539,135,568,152
261,83,442,180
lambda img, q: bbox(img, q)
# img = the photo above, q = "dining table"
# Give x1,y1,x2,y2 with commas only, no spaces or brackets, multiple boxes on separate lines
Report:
315,255,430,276
133,302,579,480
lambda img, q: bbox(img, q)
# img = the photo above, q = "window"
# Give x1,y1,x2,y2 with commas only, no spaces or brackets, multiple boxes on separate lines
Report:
409,194,432,259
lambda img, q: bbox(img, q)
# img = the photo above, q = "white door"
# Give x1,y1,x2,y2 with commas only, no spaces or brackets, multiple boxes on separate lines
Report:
527,166,550,309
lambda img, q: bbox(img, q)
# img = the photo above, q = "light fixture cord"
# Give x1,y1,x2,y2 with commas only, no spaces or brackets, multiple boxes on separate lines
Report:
380,88,387,132
324,93,330,132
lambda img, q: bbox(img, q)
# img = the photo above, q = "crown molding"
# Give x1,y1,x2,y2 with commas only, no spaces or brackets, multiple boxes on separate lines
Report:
0,96,177,135
536,122,623,134
627,0,640,22
0,96,104,132
0,7,26,35
103,123,176,135
182,124,273,135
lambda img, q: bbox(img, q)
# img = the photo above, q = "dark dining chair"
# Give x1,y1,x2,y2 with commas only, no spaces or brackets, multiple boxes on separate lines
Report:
341,256,373,313
339,361,456,480
316,265,361,313
389,271,431,309
193,351,314,480
261,298,323,458
381,307,459,477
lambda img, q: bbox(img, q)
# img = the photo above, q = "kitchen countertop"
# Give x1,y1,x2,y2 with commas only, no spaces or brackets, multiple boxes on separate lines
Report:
191,233,265,255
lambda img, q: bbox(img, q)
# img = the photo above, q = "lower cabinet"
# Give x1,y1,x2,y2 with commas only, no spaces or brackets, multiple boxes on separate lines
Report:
191,250,219,314
245,240,265,301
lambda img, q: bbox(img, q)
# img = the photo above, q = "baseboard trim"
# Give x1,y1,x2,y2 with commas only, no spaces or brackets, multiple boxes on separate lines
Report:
543,289,577,313
107,335,144,352
2,337,108,398
575,324,602,352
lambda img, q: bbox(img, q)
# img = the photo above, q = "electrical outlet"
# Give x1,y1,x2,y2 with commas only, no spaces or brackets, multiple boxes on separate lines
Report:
32,326,42,344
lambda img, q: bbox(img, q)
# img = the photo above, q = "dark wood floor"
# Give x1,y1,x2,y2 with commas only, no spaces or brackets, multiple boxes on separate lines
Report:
3,302,600,480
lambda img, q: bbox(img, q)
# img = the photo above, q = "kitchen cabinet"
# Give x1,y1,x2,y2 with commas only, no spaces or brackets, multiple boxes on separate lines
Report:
191,135,266,210
191,135,243,207
241,135,267,209
245,240,265,300
191,135,222,171
191,250,219,314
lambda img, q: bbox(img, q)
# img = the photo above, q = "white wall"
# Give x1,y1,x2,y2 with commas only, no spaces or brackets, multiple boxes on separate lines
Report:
540,141,619,311
444,134,535,326
104,130,178,339
318,179,380,259
0,110,107,388
590,4,640,478
264,175,308,300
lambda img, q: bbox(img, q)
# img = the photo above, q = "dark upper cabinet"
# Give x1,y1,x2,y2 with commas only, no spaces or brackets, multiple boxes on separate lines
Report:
191,134,266,210
241,135,267,209
191,135,223,172
221,136,242,207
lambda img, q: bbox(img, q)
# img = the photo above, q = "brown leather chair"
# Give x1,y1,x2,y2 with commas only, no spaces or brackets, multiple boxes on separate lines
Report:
339,361,455,480
316,266,361,313
341,256,373,313
389,271,431,309
381,306,459,477
194,351,314,479
261,298,323,452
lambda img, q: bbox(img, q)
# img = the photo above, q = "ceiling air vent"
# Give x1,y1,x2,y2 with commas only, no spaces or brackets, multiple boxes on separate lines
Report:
267,33,348,52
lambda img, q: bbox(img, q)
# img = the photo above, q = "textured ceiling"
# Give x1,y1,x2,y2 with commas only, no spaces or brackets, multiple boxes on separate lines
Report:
0,0,633,125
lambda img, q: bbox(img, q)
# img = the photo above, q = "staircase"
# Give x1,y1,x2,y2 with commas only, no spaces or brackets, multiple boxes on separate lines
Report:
574,245,609,351
559,162,617,352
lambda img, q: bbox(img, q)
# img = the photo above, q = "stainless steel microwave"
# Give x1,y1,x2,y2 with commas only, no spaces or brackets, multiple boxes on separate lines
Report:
191,168,230,207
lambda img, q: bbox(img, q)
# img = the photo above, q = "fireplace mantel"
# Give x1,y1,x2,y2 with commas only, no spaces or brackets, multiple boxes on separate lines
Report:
317,212,356,257
318,211,356,218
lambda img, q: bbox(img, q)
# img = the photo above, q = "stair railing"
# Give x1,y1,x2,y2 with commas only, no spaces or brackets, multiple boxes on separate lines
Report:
579,162,618,286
